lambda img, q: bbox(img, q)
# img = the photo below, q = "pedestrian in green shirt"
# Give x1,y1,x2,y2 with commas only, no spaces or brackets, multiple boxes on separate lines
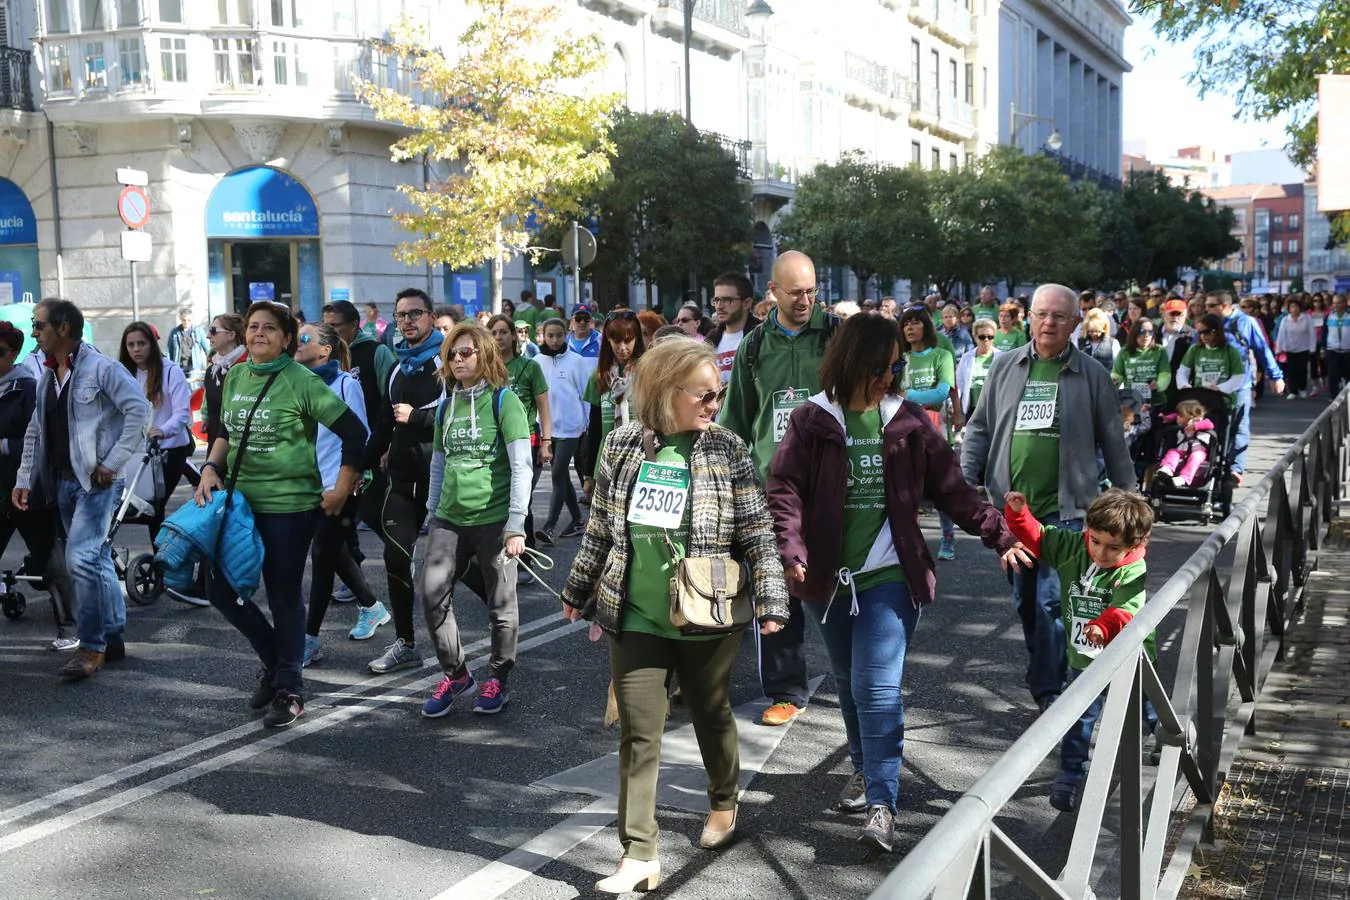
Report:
1112,318,1172,408
1177,314,1246,408
995,303,1029,352
898,307,960,560
582,310,646,486
1004,488,1155,813
195,302,367,729
560,338,789,892
418,321,533,718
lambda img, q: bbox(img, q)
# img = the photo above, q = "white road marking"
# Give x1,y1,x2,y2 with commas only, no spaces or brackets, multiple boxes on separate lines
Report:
436,677,824,900
0,618,586,853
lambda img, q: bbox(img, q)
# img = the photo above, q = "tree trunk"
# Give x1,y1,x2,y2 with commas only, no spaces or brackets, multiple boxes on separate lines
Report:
492,221,505,314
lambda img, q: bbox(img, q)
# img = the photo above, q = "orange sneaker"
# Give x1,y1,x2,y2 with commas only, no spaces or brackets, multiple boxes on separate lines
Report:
761,700,804,726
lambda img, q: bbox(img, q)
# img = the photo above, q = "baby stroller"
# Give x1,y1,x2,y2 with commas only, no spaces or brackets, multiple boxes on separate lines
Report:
114,439,208,608
1146,388,1240,524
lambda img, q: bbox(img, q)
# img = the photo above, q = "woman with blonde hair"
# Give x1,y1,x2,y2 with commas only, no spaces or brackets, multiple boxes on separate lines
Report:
562,337,789,893
1078,307,1120,370
417,321,533,718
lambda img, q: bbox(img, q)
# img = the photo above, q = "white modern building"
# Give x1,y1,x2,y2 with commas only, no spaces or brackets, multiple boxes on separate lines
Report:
0,0,1132,336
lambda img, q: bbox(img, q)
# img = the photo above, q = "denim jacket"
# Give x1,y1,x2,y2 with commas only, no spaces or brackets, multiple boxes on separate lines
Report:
18,342,152,494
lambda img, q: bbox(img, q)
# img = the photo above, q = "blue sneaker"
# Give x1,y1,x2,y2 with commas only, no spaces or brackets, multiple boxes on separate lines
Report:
349,601,391,641
473,677,511,714
937,536,956,561
332,584,356,603
302,635,322,668
422,670,477,718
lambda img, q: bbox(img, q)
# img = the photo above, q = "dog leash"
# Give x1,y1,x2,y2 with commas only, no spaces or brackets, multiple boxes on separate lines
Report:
499,546,563,602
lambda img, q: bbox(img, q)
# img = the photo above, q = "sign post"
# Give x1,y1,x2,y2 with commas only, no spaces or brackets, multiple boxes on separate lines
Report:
560,222,596,314
116,171,150,321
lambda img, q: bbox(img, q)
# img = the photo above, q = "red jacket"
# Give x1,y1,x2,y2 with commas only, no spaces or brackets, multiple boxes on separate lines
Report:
766,393,1019,607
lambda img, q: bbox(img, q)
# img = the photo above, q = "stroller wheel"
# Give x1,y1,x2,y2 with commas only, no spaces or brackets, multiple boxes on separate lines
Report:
125,553,163,607
1,591,26,620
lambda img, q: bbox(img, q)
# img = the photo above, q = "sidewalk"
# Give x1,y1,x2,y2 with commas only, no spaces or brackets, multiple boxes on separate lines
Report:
1182,518,1350,898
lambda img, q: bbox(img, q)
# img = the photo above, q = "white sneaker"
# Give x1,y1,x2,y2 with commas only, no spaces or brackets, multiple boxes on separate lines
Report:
332,584,356,603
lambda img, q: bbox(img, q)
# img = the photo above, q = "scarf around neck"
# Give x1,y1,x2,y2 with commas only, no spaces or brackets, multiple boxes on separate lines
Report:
310,360,341,386
247,354,290,375
396,331,444,376
211,344,246,376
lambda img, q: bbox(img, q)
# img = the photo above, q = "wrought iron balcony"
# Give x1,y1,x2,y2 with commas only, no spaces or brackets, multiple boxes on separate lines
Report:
1041,148,1122,192
656,0,749,37
703,129,751,180
0,47,34,112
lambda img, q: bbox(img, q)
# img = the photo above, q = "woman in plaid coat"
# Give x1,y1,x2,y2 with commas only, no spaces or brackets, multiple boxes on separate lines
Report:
562,337,788,893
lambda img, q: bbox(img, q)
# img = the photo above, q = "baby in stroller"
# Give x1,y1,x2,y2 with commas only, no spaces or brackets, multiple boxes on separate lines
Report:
1152,399,1215,489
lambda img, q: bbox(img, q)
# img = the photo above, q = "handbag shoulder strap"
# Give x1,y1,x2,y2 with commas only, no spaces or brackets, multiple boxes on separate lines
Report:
225,369,281,504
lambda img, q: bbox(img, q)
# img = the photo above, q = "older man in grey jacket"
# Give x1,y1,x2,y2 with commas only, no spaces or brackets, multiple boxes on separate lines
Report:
962,283,1135,711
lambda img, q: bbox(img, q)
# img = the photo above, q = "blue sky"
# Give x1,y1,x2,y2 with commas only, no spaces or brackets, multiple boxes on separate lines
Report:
1122,17,1292,160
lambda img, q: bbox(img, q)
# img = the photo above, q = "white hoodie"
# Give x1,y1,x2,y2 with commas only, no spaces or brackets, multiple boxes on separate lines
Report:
536,346,591,439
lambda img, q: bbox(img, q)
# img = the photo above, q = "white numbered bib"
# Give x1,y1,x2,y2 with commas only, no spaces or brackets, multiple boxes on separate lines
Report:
772,388,807,443
1198,367,1221,388
1068,589,1105,659
1016,382,1058,431
627,461,690,530
1131,381,1151,399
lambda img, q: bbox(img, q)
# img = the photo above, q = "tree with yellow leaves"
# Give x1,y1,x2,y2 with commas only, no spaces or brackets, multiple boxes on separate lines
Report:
360,0,619,312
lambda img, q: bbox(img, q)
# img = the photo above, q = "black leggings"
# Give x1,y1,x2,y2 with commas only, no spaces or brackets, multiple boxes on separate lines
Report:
374,476,427,645
544,437,581,531
306,495,379,637
1285,350,1311,395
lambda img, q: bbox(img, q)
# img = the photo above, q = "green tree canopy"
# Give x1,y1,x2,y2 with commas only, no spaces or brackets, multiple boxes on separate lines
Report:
1121,170,1241,284
359,0,618,311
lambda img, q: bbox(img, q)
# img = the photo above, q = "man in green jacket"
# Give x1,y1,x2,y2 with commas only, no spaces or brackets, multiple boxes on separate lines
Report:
721,249,835,727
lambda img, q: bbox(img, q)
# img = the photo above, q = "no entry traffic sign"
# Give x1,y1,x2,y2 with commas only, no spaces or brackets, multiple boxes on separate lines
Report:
118,185,150,229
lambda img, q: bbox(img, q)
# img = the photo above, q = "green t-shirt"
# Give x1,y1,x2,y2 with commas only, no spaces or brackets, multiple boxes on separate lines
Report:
584,364,632,477
968,352,994,412
935,331,956,358
839,407,903,593
221,358,351,514
622,433,717,641
1180,344,1244,407
904,347,956,400
432,386,531,526
973,303,999,321
1111,347,1172,403
506,354,548,434
513,305,541,330
994,328,1028,352
1038,525,1153,671
1009,357,1065,520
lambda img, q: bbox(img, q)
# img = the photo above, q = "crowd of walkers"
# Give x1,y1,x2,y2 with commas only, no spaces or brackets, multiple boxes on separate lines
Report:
5,272,1337,892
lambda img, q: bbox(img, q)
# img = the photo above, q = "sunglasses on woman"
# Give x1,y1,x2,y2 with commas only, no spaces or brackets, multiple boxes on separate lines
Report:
975,334,995,341
681,385,728,405
447,346,479,360
872,361,904,379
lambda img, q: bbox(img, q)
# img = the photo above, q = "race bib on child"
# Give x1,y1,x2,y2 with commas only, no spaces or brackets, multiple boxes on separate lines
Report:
1068,587,1108,659
627,461,690,529
772,388,807,442
1016,382,1058,431
1131,381,1151,399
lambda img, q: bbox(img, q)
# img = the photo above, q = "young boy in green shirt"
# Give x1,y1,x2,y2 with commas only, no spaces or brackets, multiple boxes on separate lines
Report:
1002,488,1156,813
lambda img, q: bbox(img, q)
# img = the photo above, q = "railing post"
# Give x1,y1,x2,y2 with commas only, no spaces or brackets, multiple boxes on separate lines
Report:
1119,658,1144,900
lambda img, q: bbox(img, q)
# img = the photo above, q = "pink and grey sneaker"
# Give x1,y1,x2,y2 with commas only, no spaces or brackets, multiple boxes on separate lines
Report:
473,677,511,715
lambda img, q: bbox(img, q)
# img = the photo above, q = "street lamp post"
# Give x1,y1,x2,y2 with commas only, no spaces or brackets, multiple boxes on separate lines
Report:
1008,102,1063,151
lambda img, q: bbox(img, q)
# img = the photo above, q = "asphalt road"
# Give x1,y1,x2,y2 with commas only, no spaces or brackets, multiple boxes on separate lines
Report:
0,395,1324,900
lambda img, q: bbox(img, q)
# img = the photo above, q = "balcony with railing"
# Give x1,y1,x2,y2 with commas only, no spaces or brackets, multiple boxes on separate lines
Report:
909,0,936,27
843,52,909,119
652,0,750,58
703,129,751,180
577,0,658,25
0,47,35,112
932,0,974,45
908,81,938,128
34,30,427,123
1042,147,1123,191
933,93,975,140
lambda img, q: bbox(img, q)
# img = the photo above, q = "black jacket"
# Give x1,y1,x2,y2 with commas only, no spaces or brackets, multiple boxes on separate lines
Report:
0,369,35,491
705,314,762,350
365,356,443,482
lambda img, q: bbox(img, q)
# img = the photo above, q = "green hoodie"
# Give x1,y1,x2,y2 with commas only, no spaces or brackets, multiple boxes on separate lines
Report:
721,305,836,479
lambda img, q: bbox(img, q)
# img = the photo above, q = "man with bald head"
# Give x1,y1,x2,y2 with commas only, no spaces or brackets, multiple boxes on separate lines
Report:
722,249,837,727
961,283,1134,712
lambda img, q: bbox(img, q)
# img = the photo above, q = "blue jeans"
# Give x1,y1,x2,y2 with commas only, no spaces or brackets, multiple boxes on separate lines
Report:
815,580,922,811
937,510,955,541
56,478,125,653
1232,386,1252,474
208,509,319,694
1013,515,1081,703
1060,668,1161,777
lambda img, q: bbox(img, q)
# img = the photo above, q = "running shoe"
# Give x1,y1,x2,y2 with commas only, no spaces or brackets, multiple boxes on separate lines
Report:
560,519,587,539
49,636,79,652
473,677,511,714
837,771,867,813
518,567,535,586
534,526,555,546
937,536,956,561
422,669,477,718
263,691,305,728
302,635,322,668
249,668,277,711
349,601,391,641
368,638,423,674
332,584,356,603
859,806,895,852
1049,771,1086,812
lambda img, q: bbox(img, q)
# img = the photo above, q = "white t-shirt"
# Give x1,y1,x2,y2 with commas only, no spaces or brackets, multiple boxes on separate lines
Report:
716,329,745,383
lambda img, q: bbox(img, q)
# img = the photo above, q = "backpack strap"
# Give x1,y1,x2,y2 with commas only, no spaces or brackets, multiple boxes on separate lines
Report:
492,386,505,452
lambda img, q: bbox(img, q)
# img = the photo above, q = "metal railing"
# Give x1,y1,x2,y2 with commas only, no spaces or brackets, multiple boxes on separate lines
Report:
870,390,1350,899
656,0,749,35
0,47,34,111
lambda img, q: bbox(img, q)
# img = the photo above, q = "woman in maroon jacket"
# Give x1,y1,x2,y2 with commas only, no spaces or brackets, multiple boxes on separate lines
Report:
766,314,1031,852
